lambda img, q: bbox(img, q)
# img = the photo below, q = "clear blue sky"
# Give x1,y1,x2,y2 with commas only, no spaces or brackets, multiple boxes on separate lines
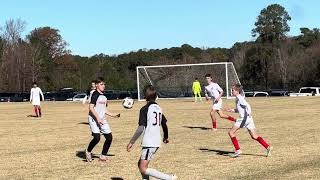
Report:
1,0,319,56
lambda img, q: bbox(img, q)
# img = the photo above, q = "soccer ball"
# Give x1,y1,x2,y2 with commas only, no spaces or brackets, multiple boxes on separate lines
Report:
122,97,134,109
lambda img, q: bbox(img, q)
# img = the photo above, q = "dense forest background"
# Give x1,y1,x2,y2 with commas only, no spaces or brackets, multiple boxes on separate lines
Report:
0,4,319,93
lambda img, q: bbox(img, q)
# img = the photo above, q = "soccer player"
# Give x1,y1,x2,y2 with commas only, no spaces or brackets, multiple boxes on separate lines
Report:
29,82,44,117
85,77,120,162
225,84,272,158
127,85,177,180
204,74,235,130
192,78,202,102
82,80,96,104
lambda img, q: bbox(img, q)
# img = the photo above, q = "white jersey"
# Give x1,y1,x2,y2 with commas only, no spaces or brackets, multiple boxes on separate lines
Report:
235,95,252,118
30,87,43,105
89,91,107,120
83,89,96,104
88,89,95,102
205,83,223,101
139,101,167,147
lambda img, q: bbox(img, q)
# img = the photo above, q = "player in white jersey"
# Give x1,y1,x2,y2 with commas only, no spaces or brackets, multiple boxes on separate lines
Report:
82,80,96,104
85,77,120,162
127,85,177,180
29,82,44,117
204,74,235,130
225,84,272,158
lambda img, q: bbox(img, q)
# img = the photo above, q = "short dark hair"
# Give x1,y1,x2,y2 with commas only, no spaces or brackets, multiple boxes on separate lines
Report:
33,82,37,85
144,85,157,101
233,84,243,92
195,78,198,80
205,74,212,78
96,77,104,83
91,80,97,84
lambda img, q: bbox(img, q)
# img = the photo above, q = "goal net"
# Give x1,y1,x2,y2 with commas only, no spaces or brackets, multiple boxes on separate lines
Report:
136,62,241,101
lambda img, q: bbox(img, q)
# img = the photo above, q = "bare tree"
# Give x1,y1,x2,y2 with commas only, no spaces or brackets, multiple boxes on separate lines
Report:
1,19,27,92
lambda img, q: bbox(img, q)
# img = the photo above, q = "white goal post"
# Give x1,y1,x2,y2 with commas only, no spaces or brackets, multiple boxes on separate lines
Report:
136,62,241,101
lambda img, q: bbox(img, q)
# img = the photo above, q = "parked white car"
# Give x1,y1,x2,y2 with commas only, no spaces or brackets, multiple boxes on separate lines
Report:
289,87,320,97
71,93,87,102
244,91,269,97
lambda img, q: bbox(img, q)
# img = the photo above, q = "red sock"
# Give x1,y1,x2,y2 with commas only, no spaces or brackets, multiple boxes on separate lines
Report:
212,120,216,129
34,107,38,117
227,116,236,122
256,136,269,149
231,137,240,150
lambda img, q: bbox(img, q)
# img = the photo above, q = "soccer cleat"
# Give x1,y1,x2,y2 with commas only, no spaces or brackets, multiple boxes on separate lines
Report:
171,175,178,180
230,150,242,158
266,146,273,157
99,155,109,162
85,149,92,162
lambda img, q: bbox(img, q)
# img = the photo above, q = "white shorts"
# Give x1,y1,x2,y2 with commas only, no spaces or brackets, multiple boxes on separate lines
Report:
88,116,111,134
234,116,256,130
212,99,222,110
32,99,41,106
140,147,159,160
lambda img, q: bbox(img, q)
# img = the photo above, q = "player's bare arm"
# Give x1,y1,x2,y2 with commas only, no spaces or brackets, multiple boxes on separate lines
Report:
105,109,120,118
216,90,223,102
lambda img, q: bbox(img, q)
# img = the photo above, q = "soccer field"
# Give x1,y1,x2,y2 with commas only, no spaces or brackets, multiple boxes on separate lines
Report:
1,97,320,179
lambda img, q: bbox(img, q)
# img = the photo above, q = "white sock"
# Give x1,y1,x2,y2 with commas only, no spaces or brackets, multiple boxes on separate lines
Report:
145,168,172,180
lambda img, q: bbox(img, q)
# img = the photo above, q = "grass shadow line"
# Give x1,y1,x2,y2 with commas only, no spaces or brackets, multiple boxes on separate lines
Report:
199,148,266,157
183,126,231,130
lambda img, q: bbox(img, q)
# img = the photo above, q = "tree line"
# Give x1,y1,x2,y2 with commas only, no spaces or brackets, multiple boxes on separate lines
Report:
0,4,319,93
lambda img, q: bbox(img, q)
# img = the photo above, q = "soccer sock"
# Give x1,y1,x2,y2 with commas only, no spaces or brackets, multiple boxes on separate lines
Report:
256,136,269,149
227,116,236,122
101,133,113,155
38,107,42,116
34,107,38,117
212,120,217,129
87,133,100,152
231,137,240,151
145,168,171,180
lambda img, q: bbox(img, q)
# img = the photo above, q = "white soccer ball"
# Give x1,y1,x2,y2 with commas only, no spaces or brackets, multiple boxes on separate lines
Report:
122,97,134,109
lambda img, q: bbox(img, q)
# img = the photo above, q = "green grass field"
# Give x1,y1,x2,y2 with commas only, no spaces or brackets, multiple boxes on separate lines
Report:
1,97,320,179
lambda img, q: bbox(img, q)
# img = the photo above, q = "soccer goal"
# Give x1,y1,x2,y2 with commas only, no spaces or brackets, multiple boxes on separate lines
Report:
136,62,241,101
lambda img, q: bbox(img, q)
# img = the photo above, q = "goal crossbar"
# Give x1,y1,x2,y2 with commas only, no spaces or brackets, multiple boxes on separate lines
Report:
137,62,233,69
136,62,240,101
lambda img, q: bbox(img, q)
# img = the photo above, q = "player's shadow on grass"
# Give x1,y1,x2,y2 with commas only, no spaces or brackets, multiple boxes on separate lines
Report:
26,115,38,118
199,148,265,157
76,150,115,162
78,122,89,125
111,178,123,180
183,126,230,130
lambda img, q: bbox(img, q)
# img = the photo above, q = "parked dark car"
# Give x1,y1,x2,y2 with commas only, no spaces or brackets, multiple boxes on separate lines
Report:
21,93,30,101
53,88,77,101
117,91,139,99
43,92,57,101
9,93,24,102
269,90,292,96
104,90,119,100
0,93,25,102
0,93,11,102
